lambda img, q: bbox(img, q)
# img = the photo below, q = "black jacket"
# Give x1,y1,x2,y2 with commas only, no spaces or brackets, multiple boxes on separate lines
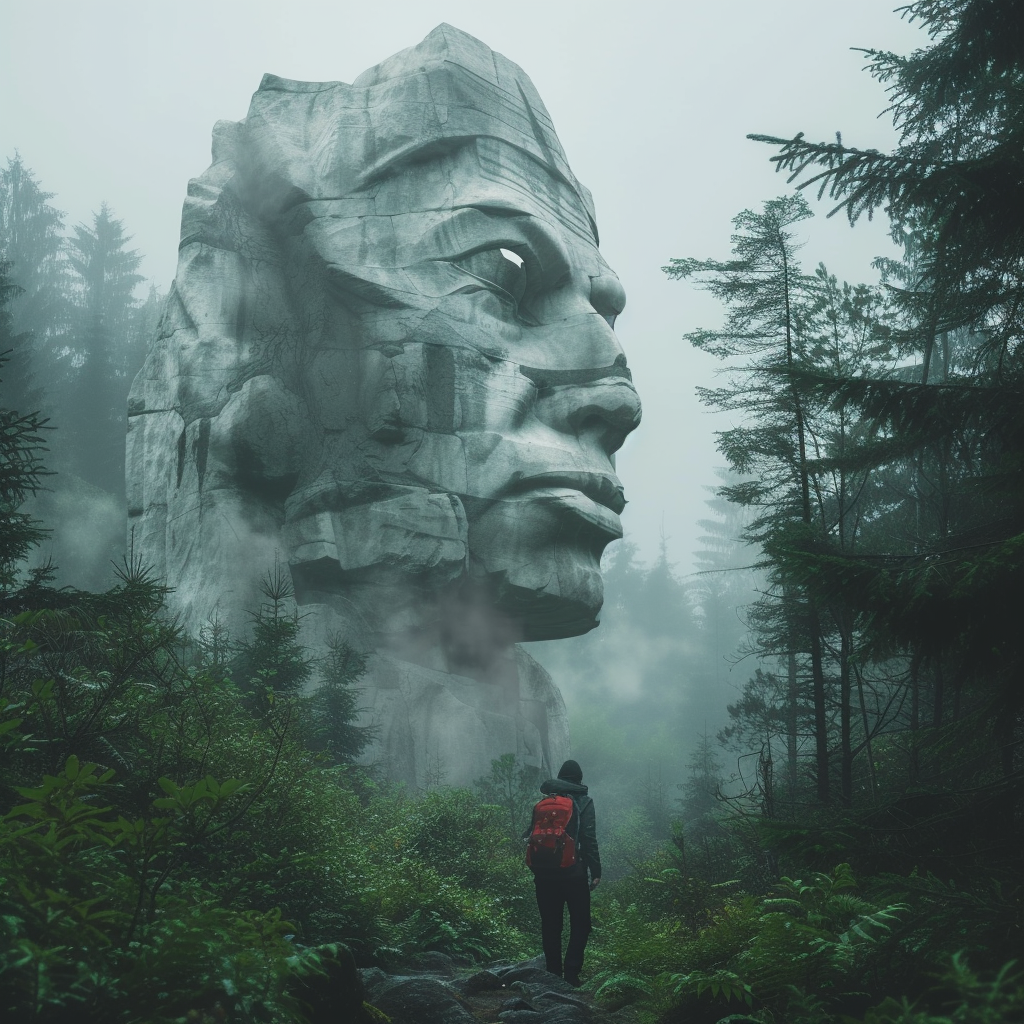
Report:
525,777,602,882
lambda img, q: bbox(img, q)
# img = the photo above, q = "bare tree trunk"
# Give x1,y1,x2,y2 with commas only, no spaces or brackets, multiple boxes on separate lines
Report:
782,242,829,805
787,649,799,791
855,663,879,804
932,662,944,728
839,621,853,806
909,652,921,783
810,618,829,804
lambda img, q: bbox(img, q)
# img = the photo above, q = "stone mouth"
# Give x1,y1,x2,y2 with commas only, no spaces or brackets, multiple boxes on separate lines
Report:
503,471,626,515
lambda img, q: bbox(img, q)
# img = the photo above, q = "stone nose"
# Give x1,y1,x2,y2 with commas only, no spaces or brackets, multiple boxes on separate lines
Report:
519,358,642,456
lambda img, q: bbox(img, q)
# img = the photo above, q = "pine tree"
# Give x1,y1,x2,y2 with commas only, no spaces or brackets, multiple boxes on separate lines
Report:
0,383,48,588
643,530,691,638
677,730,728,879
305,635,375,766
233,562,312,716
665,195,835,802
0,260,41,413
692,467,758,696
679,729,723,822
65,204,143,493
0,155,70,414
474,753,543,845
667,196,911,805
751,0,1024,360
0,268,49,591
750,0,1024,781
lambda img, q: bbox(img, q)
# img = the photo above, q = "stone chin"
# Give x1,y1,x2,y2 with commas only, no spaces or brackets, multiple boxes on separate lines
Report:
466,489,621,640
282,482,618,642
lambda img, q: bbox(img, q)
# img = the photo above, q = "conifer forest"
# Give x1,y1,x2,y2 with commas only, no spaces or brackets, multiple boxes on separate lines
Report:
1,3,1022,1022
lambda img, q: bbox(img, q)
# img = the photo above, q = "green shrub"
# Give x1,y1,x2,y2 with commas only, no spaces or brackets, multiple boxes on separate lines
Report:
858,954,1024,1024
350,788,534,962
0,751,311,1022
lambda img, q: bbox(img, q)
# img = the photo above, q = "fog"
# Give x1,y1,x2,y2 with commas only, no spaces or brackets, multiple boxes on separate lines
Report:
2,1,926,782
2,0,922,558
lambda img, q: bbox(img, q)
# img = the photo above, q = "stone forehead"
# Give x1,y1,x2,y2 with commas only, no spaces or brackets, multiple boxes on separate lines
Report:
238,24,598,240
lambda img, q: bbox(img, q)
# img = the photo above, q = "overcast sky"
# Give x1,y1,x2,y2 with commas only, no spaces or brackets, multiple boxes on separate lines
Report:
2,0,925,568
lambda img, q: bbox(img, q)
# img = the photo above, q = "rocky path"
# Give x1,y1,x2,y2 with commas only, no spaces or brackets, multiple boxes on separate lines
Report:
360,953,641,1024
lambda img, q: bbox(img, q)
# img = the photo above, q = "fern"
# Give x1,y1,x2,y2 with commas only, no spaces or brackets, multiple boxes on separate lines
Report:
666,864,909,1017
668,968,755,1007
592,968,651,1004
840,904,908,946
857,954,1024,1023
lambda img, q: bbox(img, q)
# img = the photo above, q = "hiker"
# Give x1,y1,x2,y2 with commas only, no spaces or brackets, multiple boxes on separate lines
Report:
524,759,602,986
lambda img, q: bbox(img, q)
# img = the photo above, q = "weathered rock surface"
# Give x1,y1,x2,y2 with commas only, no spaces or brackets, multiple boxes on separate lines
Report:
366,976,476,1024
126,24,640,786
361,955,628,1024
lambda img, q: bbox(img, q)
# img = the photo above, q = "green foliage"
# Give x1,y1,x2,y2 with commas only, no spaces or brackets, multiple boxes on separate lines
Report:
473,752,542,847
304,634,374,767
587,897,688,1001
857,955,1024,1024
751,1,1024,353
64,204,144,493
0,329,49,589
589,838,1024,1024
0,745,309,1022
734,863,907,1002
355,785,535,959
0,473,533,1019
0,595,533,1016
401,787,515,888
231,562,312,713
669,969,754,1009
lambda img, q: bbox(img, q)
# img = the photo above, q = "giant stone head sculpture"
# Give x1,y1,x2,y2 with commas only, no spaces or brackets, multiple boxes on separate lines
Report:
127,25,641,783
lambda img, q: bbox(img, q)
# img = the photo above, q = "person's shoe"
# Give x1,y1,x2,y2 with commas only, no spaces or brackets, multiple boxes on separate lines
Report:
564,974,582,987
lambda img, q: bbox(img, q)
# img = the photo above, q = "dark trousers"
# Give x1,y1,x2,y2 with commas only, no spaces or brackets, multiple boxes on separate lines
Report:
534,877,592,977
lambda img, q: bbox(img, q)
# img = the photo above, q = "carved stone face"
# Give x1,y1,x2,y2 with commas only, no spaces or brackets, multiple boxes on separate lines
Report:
279,139,640,639
127,24,641,645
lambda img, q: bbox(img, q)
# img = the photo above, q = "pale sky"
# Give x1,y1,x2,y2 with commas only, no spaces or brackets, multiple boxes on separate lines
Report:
2,0,924,568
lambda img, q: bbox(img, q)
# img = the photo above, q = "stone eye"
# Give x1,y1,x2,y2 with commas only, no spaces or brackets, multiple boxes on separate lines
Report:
455,248,528,305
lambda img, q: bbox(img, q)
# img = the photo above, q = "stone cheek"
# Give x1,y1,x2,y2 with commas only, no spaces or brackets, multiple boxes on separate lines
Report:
285,490,468,583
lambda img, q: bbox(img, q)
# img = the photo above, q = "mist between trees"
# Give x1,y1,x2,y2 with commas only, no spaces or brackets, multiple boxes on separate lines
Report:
0,146,765,842
2,4,1024,1019
1,155,164,588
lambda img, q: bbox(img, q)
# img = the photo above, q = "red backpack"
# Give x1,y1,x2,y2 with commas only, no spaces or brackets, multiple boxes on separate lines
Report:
525,794,580,871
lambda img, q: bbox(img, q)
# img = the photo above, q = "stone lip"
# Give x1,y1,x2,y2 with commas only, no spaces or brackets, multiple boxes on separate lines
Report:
500,472,627,517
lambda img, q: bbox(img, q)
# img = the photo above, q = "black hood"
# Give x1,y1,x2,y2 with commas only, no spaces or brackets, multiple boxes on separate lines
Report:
540,777,589,798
